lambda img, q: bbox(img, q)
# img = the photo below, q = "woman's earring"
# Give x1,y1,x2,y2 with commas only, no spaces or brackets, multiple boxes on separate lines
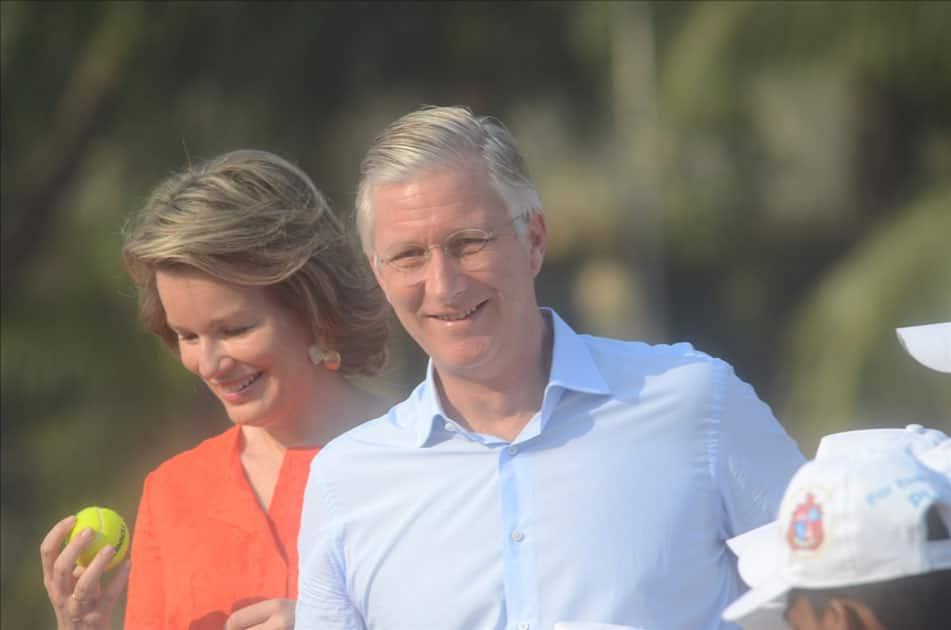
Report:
323,350,341,371
308,345,341,371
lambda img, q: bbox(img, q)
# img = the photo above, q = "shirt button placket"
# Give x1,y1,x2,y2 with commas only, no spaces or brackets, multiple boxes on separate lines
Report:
500,440,535,630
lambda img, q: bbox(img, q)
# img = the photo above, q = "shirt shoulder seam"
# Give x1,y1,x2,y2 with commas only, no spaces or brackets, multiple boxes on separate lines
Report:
706,357,729,530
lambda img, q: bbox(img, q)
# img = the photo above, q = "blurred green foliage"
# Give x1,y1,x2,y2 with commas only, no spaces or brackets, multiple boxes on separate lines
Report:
2,1,949,626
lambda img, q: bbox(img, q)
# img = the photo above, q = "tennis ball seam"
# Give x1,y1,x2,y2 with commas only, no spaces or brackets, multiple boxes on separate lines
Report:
68,506,129,571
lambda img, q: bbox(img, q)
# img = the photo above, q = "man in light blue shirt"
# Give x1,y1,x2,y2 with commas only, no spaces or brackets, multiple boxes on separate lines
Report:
296,106,804,630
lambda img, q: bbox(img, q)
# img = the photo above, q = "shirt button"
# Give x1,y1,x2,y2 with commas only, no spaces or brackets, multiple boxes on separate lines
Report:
507,445,518,456
511,529,525,542
518,625,530,630
444,422,456,432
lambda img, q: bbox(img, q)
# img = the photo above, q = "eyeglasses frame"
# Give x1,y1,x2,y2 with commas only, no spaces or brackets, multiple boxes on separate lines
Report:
373,211,532,276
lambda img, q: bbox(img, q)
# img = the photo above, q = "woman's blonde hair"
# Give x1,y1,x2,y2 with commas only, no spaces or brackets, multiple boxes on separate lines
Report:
123,149,387,376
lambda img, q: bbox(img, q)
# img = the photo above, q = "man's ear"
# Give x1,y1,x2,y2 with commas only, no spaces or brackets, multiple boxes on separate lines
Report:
526,211,547,276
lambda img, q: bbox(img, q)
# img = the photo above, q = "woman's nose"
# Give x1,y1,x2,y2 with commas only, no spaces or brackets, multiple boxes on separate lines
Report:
197,339,229,379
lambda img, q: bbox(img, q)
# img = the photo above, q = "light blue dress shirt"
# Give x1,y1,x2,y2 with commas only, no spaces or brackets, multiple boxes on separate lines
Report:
297,309,803,630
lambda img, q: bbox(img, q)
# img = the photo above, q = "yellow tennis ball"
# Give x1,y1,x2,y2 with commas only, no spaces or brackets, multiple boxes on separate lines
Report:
67,506,130,571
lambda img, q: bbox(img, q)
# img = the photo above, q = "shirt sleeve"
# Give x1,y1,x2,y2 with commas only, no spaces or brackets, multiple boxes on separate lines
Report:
713,359,805,540
296,461,366,630
124,470,165,629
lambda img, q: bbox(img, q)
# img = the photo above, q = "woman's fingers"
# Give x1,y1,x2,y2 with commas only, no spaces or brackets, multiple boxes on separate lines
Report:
101,558,131,607
71,543,114,603
40,515,77,583
225,598,295,630
46,521,95,605
53,527,94,586
40,514,126,630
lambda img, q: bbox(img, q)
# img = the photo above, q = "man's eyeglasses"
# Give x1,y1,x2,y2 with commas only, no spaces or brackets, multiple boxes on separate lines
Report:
374,212,529,281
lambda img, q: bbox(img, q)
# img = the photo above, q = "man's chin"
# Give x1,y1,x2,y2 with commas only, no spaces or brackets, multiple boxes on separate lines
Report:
432,350,494,379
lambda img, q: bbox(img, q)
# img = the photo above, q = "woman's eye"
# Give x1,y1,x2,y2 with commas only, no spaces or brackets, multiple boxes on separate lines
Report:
176,332,198,343
223,325,252,337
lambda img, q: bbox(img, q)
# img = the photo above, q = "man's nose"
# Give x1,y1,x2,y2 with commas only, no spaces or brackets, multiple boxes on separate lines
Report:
424,247,467,299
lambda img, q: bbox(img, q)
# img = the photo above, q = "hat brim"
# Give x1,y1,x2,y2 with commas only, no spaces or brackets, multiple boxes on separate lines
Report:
727,522,781,589
896,323,951,373
722,573,792,628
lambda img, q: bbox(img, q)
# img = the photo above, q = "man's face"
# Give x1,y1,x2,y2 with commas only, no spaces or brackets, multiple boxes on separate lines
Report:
784,595,882,630
785,596,826,630
368,163,545,383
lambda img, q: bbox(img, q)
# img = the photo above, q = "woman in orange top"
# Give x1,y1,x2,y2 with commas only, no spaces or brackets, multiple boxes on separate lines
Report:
40,150,391,629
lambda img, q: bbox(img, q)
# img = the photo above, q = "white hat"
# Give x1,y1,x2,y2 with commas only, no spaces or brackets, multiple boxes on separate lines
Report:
919,440,951,478
814,424,949,462
896,322,951,373
728,425,949,592
727,521,780,593
722,450,951,628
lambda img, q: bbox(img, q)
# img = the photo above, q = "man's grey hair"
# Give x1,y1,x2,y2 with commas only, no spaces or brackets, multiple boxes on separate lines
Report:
355,105,542,252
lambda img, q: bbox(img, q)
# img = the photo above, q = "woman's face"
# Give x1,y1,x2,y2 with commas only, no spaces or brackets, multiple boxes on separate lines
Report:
155,267,319,431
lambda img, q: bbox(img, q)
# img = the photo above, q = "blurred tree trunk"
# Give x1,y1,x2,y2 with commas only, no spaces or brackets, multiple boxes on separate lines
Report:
611,1,667,340
1,4,145,299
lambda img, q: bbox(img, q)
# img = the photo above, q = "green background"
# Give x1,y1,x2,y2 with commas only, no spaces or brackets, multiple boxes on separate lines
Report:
3,1,949,626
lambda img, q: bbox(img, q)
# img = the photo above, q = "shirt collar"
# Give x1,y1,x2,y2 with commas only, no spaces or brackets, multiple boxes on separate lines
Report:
411,361,451,447
543,308,611,397
410,307,611,447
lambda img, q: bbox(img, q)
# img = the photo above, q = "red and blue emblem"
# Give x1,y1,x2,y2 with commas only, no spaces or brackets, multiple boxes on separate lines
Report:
787,492,824,551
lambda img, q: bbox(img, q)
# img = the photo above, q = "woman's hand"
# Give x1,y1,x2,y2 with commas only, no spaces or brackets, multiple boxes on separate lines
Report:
40,515,131,630
225,598,295,630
